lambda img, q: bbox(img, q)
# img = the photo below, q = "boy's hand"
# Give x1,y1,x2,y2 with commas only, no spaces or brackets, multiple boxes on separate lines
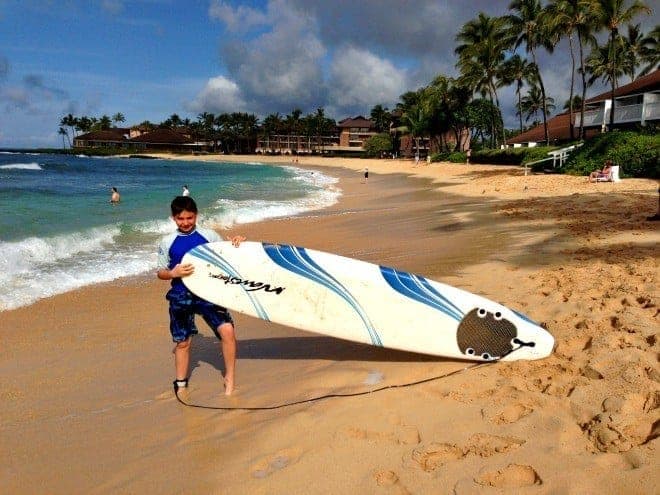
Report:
231,235,246,247
172,263,194,278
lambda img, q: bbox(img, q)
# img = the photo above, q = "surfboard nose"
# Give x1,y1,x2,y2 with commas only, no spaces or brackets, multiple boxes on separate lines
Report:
502,322,555,361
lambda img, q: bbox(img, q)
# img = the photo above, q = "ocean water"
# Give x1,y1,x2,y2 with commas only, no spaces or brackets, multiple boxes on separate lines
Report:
0,152,340,311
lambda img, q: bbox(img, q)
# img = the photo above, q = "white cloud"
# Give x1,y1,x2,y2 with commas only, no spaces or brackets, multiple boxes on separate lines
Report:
187,75,247,114
208,0,268,33
217,0,327,114
328,47,407,112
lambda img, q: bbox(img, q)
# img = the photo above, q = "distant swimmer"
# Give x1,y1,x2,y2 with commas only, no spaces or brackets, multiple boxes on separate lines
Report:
110,187,120,204
182,185,190,196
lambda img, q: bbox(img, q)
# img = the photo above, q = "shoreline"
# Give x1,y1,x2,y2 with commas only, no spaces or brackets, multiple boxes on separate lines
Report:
2,155,658,494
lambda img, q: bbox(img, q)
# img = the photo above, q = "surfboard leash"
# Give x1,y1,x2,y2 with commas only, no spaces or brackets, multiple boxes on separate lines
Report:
173,357,508,412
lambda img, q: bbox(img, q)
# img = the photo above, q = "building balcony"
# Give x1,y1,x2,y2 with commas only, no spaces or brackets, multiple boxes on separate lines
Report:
644,101,660,120
574,101,659,127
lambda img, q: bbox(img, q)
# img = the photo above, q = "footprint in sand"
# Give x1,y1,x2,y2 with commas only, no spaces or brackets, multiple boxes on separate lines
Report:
341,424,420,445
411,443,465,471
250,447,302,479
465,433,525,457
410,434,524,472
490,403,534,424
373,470,411,494
475,463,541,488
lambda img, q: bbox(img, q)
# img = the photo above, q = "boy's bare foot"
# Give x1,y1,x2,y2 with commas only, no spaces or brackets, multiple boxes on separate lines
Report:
224,377,235,396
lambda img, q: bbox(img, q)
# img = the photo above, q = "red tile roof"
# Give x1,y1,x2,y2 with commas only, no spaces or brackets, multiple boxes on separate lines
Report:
506,112,600,145
337,116,374,128
586,69,659,103
74,129,128,141
129,128,193,144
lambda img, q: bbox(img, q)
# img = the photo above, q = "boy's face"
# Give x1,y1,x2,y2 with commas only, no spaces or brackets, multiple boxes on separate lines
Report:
172,209,197,234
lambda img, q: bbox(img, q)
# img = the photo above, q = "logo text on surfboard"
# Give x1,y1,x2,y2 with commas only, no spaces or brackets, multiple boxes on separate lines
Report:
209,273,286,294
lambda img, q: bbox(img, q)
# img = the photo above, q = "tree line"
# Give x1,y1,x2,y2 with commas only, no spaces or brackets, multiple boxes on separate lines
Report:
59,0,658,153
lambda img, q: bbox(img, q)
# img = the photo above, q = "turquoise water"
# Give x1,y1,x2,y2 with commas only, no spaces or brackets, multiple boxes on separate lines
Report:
0,152,340,310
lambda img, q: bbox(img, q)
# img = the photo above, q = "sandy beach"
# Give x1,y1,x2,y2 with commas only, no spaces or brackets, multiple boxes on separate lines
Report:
1,154,658,494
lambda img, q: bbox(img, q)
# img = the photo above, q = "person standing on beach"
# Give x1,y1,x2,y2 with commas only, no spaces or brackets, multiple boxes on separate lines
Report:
363,168,369,183
157,196,245,395
110,187,120,204
182,185,190,196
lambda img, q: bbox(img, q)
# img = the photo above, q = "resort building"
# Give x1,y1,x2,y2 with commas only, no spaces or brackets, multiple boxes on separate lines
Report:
255,116,378,156
255,133,338,155
73,127,212,153
507,69,659,147
577,69,660,132
337,116,378,148
72,128,131,148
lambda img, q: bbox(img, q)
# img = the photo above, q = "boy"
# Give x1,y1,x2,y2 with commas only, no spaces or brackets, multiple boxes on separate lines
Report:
157,196,245,395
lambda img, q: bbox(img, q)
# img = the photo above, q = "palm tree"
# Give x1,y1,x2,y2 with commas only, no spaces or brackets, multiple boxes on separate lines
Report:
546,0,596,139
58,127,69,149
311,108,334,152
60,113,77,141
507,0,557,145
284,109,303,147
563,95,584,111
163,113,183,129
77,116,93,133
111,112,125,126
521,85,556,123
98,115,112,130
638,24,659,76
262,113,283,150
500,54,536,133
466,98,503,147
370,104,392,133
622,23,654,80
588,0,651,128
401,104,429,158
455,12,512,146
585,38,629,104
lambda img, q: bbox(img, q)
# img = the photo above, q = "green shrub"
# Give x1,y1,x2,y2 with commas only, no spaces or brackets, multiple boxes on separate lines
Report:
363,133,392,157
430,151,451,162
469,146,558,165
561,131,660,178
448,151,467,162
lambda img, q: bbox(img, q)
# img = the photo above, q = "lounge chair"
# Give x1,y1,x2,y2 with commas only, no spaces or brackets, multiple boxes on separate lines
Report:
596,165,621,183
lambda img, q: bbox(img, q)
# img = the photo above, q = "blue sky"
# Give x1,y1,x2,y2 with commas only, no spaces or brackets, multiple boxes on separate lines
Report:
0,0,657,148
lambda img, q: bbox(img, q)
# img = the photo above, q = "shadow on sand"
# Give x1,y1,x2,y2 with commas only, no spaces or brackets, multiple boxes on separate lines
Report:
190,334,451,374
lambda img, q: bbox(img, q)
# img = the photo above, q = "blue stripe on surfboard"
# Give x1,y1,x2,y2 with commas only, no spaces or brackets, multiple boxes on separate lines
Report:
188,244,270,321
512,309,539,326
262,243,382,346
380,266,464,322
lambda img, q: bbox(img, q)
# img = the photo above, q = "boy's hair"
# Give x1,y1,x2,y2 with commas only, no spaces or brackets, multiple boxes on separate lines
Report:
171,196,198,215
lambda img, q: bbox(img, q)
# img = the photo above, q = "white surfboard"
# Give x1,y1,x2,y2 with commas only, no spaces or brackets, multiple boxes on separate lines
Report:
182,241,554,361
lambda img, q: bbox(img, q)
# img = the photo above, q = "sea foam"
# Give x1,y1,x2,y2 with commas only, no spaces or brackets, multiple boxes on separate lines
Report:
0,166,341,311
0,162,42,170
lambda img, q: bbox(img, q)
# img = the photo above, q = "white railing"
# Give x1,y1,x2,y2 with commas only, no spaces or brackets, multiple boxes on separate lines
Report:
574,109,604,127
574,101,659,127
548,143,583,168
645,101,660,120
522,143,583,174
614,103,643,123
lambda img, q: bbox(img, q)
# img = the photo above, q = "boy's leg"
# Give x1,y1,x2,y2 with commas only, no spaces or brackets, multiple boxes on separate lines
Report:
166,288,198,385
174,337,192,381
197,297,237,395
218,323,236,395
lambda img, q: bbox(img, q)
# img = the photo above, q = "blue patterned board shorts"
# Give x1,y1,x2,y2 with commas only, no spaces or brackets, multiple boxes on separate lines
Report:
166,288,234,343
